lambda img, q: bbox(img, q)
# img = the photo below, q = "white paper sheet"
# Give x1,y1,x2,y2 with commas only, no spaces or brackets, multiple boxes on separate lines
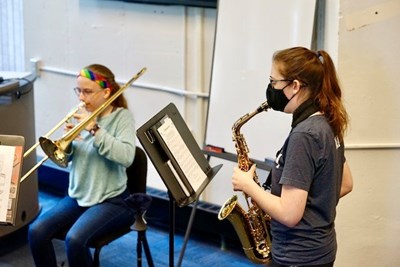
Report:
0,145,16,222
157,117,207,193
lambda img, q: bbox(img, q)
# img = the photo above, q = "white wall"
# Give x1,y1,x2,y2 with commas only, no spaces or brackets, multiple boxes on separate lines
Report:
205,0,316,161
335,0,400,265
22,0,400,266
23,0,216,192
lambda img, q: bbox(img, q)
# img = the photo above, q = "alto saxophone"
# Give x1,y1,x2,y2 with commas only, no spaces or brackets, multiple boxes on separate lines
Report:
218,101,272,264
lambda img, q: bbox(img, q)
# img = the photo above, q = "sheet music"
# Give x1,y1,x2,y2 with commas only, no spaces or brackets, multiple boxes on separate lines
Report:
167,160,190,197
0,145,16,222
157,116,207,192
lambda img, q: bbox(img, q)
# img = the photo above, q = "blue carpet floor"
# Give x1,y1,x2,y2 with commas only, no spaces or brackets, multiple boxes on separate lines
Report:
0,191,258,267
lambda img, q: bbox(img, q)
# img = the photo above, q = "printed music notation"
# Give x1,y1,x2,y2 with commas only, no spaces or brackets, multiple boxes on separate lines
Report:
0,145,22,224
156,116,207,195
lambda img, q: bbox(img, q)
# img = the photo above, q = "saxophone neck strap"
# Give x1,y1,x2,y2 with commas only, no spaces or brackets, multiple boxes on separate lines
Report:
262,171,272,191
291,98,320,128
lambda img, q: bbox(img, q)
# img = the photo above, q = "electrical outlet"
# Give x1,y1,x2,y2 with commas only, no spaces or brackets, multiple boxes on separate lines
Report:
30,58,42,77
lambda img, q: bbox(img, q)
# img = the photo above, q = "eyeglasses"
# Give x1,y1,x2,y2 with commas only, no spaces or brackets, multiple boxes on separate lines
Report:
269,78,293,86
73,87,102,97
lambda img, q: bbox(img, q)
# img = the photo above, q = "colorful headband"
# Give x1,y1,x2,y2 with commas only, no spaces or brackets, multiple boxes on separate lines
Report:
78,69,110,89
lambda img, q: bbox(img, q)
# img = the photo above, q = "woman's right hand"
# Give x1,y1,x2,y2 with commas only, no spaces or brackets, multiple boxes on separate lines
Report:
64,122,74,133
64,121,83,140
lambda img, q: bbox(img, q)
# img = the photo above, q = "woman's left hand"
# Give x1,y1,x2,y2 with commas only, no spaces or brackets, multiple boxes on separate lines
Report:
72,112,97,132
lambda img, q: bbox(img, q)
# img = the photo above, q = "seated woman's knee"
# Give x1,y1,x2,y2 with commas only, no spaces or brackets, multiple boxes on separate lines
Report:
65,230,87,249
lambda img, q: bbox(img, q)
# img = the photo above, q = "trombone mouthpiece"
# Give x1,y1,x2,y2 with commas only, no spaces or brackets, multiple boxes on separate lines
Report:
78,102,86,108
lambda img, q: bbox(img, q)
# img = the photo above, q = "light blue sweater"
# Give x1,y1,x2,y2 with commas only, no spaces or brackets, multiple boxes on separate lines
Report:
68,108,136,206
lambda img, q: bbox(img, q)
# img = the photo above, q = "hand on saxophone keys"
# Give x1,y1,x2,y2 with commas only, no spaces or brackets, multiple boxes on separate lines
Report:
232,164,257,192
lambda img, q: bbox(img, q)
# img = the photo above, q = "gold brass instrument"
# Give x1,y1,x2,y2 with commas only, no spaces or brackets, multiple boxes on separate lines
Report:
218,101,272,264
20,67,147,182
20,102,86,182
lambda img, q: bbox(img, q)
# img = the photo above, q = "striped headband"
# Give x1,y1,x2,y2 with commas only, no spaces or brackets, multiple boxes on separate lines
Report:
78,69,110,89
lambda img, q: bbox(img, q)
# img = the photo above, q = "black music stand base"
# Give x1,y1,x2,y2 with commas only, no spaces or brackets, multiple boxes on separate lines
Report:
168,191,176,267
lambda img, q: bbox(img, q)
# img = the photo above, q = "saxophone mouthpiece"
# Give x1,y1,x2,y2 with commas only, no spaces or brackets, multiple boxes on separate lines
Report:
258,101,270,112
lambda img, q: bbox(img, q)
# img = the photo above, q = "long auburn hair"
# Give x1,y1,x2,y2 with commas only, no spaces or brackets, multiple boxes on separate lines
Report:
84,64,128,109
273,47,349,142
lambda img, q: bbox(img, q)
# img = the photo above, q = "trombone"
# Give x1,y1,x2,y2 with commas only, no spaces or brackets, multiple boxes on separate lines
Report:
20,102,85,181
20,67,147,182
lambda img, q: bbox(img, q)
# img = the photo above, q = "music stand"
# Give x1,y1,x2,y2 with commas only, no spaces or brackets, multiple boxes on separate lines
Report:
137,103,222,267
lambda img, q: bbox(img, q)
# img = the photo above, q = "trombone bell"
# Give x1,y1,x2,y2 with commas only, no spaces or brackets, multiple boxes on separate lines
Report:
39,137,68,167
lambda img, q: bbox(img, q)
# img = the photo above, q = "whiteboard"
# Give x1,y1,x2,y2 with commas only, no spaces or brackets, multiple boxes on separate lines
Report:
205,0,317,161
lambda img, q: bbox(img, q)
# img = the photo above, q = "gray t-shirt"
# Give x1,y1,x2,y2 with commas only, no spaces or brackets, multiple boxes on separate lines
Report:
270,114,345,266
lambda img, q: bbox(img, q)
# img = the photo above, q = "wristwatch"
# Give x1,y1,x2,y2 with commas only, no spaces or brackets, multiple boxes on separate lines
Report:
89,124,100,136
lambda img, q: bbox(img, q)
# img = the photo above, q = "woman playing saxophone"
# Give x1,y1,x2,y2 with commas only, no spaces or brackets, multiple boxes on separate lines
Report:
231,47,353,267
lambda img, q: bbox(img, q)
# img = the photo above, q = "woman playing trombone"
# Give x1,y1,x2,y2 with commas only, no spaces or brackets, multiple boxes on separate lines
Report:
28,64,136,267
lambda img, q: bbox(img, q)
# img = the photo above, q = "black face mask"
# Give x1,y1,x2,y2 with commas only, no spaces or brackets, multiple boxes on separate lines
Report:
266,83,292,111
